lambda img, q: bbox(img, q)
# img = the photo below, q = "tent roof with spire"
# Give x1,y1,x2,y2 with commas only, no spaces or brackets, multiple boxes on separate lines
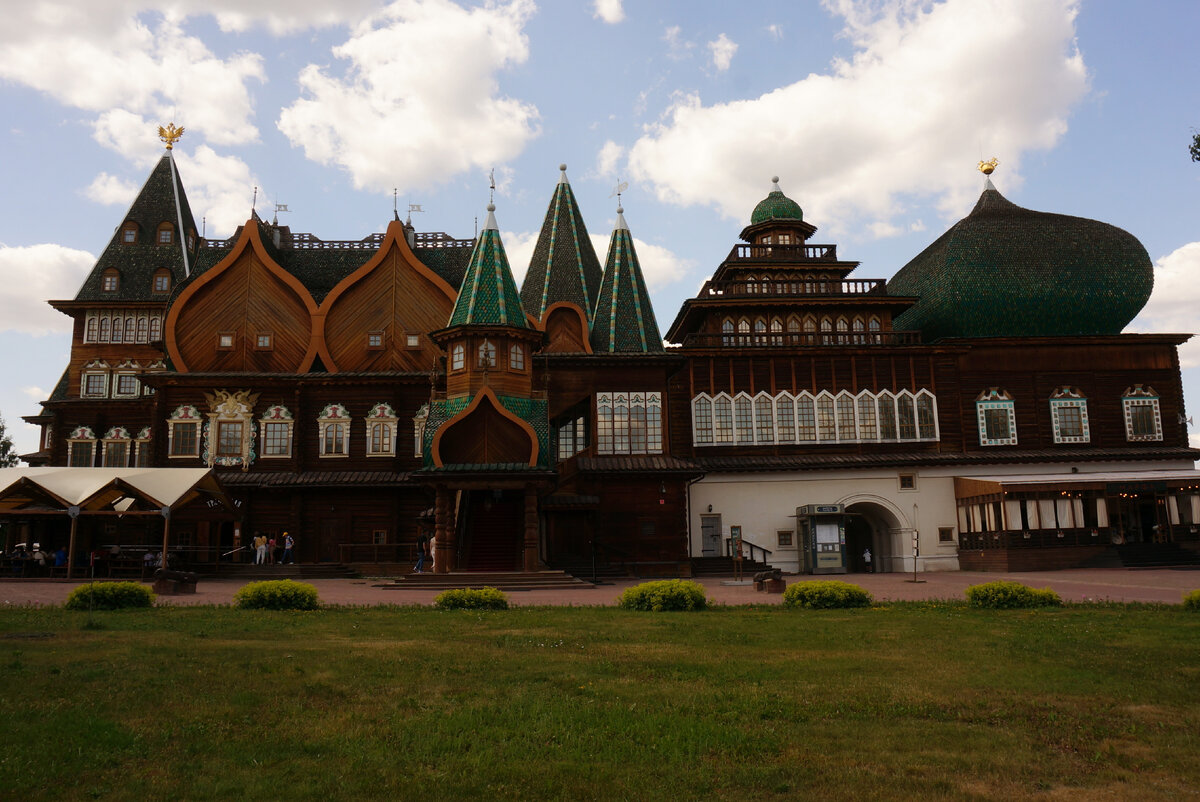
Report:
72,152,200,303
448,204,530,329
591,207,663,353
520,165,603,322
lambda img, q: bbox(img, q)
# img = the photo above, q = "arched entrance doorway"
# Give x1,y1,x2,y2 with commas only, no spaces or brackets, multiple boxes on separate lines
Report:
843,500,905,574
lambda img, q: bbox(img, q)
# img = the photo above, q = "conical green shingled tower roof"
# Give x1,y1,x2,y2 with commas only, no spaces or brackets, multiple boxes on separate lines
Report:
591,207,662,353
519,165,603,322
448,204,529,329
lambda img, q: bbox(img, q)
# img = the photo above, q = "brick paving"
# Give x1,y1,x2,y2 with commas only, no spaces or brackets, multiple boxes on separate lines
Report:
1,567,1197,608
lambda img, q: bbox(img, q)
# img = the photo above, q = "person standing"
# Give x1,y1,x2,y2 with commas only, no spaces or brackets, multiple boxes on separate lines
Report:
267,536,277,565
863,547,873,573
281,532,294,565
414,530,430,573
253,533,266,566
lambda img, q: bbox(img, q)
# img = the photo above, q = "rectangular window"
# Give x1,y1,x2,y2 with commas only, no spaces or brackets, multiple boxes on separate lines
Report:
153,274,170,293
897,397,917,440
217,332,235,350
899,474,916,490
406,334,420,348
262,422,291,457
133,441,150,467
796,398,816,442
938,526,956,543
369,423,393,455
373,529,388,545
613,395,630,453
1123,397,1162,441
734,397,754,443
755,397,774,443
69,441,93,467
977,398,1018,446
367,331,384,350
645,399,662,454
714,398,733,444
916,395,938,440
82,373,107,398
158,228,173,244
776,397,795,443
255,333,273,350
115,374,139,397
857,396,877,441
836,396,857,441
877,396,897,440
322,423,346,456
693,399,713,445
103,441,128,467
509,344,525,370
216,421,243,457
170,422,198,457
597,394,614,453
816,397,836,442
777,530,793,547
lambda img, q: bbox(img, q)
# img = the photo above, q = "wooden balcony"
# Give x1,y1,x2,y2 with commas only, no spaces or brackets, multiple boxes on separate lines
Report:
681,331,922,348
726,244,839,262
697,278,888,299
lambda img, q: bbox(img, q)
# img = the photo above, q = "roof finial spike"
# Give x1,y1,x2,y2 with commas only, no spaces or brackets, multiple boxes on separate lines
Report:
559,163,568,185
978,157,998,176
771,175,781,191
488,167,496,205
251,185,258,217
393,188,399,221
158,122,184,150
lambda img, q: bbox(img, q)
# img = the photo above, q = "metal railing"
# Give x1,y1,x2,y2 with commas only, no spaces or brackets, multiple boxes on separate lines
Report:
726,537,773,564
697,278,887,298
726,244,839,261
682,331,921,348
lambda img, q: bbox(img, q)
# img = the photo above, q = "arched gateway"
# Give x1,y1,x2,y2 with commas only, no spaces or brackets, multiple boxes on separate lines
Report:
841,497,907,574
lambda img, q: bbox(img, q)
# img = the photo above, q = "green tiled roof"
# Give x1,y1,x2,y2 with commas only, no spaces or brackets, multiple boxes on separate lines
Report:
520,167,603,321
448,206,529,329
750,178,803,225
75,153,198,302
591,209,663,353
423,394,549,468
889,183,1154,340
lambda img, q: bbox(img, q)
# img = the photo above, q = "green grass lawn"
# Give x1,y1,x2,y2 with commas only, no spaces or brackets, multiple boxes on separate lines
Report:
1,602,1198,801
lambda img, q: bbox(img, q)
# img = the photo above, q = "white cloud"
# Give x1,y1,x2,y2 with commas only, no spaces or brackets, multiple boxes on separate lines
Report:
708,33,738,72
85,173,140,207
0,7,265,152
663,26,694,60
500,230,540,287
594,140,626,178
628,0,1088,237
277,0,541,195
174,146,263,237
766,24,783,40
593,0,625,24
0,245,95,335
586,233,691,290
1129,242,1200,370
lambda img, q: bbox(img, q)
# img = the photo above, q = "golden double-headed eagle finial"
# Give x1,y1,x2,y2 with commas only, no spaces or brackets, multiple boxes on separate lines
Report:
978,157,999,176
158,123,185,150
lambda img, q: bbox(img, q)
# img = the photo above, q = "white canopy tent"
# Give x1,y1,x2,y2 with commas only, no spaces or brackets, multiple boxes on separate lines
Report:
0,468,237,579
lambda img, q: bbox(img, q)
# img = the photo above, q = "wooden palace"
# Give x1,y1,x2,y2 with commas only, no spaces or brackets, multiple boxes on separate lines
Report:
16,139,1200,575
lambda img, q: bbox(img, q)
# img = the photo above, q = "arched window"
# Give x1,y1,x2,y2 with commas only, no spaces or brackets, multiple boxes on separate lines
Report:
776,395,795,442
120,222,138,244
770,318,783,345
737,318,750,346
101,269,119,292
509,344,525,371
365,403,398,457
877,394,898,440
713,396,733,443
868,316,882,343
753,318,767,345
136,317,149,343
111,317,124,344
754,395,774,442
149,316,162,341
745,274,758,294
734,395,754,443
796,395,816,442
597,394,613,453
318,404,351,457
896,394,917,440
85,316,98,342
857,393,878,440
852,317,865,344
451,343,465,371
836,317,849,344
478,340,496,368
836,393,857,441
820,317,832,345
613,394,630,453
156,222,174,244
721,318,734,346
915,392,938,440
816,395,836,441
99,317,111,342
259,405,294,458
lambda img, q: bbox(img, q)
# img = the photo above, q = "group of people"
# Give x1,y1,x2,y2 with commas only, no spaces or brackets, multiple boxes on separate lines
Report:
251,532,295,565
7,544,68,576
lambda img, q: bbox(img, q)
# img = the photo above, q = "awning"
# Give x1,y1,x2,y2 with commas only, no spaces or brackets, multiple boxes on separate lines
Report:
0,467,233,515
955,469,1200,500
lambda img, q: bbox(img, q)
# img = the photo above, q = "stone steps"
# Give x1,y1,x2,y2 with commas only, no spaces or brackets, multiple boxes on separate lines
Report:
380,570,595,592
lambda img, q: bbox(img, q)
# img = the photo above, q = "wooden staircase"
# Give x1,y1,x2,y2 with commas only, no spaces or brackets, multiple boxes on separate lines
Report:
381,570,595,591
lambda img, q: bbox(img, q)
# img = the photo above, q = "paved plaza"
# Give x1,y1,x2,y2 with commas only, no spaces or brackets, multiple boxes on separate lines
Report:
1,568,1197,608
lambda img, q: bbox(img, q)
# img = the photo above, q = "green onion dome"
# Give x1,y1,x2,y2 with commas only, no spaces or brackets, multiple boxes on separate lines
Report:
750,177,803,225
889,183,1153,340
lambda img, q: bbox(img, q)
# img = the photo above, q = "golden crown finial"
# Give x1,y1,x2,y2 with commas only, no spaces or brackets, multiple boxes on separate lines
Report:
978,157,999,176
158,123,185,150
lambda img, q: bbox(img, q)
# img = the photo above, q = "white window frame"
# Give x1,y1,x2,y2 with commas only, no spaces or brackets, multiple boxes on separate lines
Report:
132,428,151,467
101,427,131,467
167,405,202,458
81,361,109,398
67,426,96,467
976,388,1018,446
318,403,351,457
259,405,294,459
1122,385,1163,442
413,404,429,458
1050,387,1090,444
365,402,398,457
597,392,663,455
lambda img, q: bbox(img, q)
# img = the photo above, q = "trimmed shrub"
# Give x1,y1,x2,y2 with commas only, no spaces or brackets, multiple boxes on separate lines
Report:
782,580,872,609
64,581,155,611
965,580,1062,609
233,580,320,611
617,580,707,611
1183,589,1200,611
434,587,509,610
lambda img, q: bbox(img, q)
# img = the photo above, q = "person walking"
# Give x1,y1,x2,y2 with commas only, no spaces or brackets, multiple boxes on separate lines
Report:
863,547,873,573
414,530,430,573
281,532,294,565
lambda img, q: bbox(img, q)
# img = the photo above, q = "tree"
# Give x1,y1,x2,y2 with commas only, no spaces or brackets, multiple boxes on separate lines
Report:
1191,130,1200,163
0,413,19,467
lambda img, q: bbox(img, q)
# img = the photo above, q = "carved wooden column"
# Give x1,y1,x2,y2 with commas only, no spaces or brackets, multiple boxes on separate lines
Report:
523,484,539,572
444,490,458,572
434,486,449,574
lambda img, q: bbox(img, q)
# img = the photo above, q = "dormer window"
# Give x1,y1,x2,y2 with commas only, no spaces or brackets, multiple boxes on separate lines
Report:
152,269,171,294
121,222,138,244
102,269,120,293
156,222,174,244
478,340,496,368
509,344,525,371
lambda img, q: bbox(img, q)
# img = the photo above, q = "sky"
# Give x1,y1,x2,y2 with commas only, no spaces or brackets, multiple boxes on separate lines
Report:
0,0,1198,458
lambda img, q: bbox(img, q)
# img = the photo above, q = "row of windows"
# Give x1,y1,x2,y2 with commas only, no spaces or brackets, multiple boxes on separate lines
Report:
692,390,938,446
975,386,1163,447
84,311,165,344
99,267,173,295
597,393,663,455
450,341,525,371
119,220,194,249
66,427,151,467
80,361,162,399
721,315,882,346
